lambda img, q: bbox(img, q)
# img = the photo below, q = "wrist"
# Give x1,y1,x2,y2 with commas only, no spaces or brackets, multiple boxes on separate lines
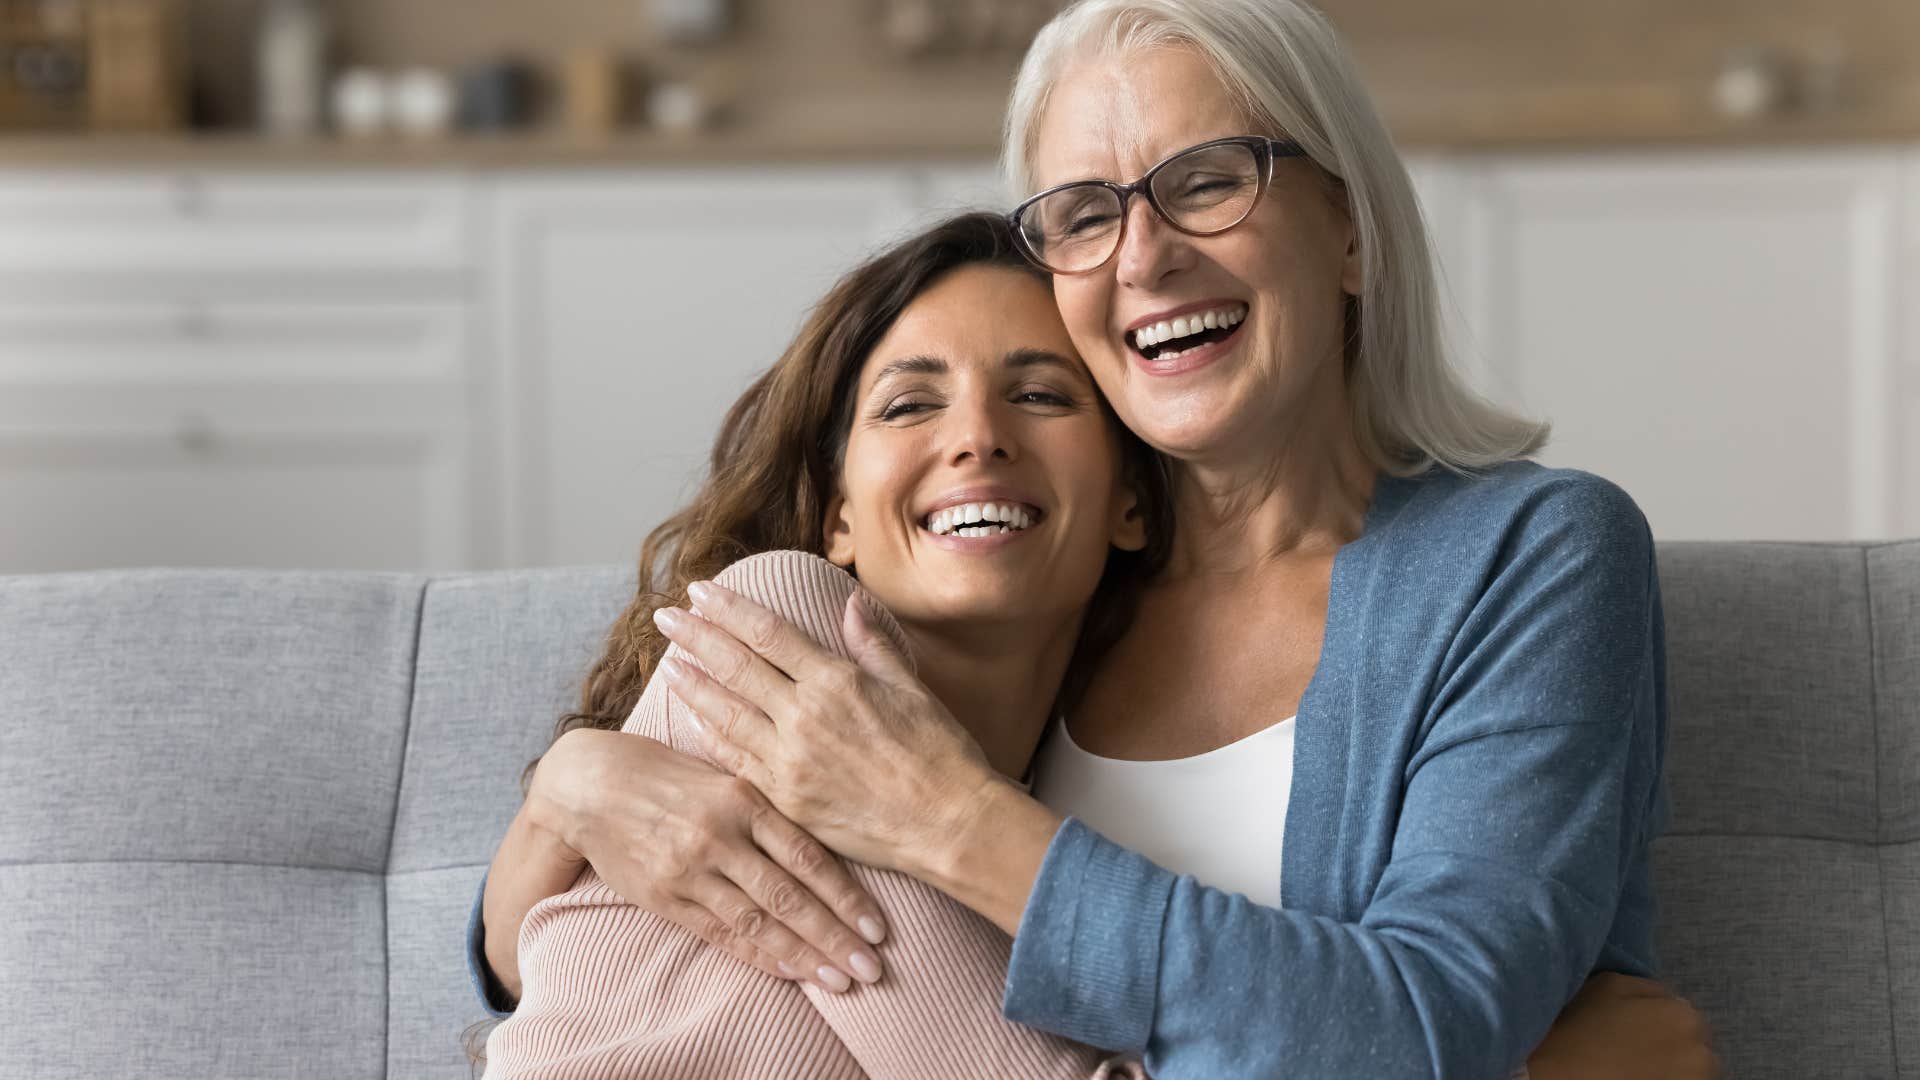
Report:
923,773,1063,935
524,729,596,862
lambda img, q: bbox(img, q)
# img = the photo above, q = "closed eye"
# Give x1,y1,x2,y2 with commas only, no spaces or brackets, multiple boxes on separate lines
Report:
877,399,938,422
1014,389,1075,408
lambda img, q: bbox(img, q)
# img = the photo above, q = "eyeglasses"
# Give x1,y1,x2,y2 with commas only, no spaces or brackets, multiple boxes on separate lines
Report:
1008,136,1307,276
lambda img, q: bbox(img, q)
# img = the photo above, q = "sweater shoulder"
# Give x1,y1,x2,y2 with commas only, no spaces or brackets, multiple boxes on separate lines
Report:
713,549,859,599
1386,461,1651,562
708,550,911,667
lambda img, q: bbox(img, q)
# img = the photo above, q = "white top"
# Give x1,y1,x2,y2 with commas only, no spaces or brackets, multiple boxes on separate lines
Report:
1030,715,1297,907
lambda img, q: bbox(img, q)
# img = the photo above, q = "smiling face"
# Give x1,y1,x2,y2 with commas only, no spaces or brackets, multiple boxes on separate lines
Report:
1030,45,1363,466
823,264,1146,633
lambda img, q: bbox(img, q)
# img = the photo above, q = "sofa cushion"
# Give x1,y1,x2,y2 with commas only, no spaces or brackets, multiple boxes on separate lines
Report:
0,569,421,871
384,566,631,1078
0,569,422,1079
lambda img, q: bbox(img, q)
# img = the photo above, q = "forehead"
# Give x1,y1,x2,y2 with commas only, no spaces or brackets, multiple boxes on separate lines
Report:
861,266,1082,383
1031,45,1259,190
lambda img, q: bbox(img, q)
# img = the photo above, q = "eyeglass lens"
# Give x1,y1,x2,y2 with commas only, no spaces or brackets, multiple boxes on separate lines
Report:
1019,141,1265,273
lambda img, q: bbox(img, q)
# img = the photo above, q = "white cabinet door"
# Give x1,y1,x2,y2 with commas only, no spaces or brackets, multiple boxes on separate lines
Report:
0,389,469,573
1441,151,1905,541
486,170,921,567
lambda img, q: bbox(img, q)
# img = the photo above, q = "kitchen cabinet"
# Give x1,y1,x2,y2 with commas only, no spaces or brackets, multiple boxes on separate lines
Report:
0,172,477,574
0,149,1911,575
1409,150,1909,541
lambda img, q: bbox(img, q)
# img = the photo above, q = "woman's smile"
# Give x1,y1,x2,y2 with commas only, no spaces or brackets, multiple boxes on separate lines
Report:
1125,299,1250,377
918,488,1047,548
827,263,1145,631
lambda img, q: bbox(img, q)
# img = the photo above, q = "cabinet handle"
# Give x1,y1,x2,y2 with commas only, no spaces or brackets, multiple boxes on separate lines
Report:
175,414,217,456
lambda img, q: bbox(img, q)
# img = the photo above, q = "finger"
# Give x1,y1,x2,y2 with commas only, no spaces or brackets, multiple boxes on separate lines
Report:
693,876,855,993
685,874,844,989
662,897,790,980
724,849,883,986
842,591,915,685
748,801,890,948
687,580,839,682
660,657,777,768
654,605,797,714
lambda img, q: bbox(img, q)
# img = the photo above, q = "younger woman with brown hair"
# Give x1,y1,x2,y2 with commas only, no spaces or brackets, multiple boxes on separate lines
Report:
477,211,1165,1076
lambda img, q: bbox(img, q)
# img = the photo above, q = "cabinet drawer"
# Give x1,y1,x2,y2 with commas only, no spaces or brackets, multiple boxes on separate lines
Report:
0,172,470,276
0,382,470,572
0,424,469,573
0,301,470,383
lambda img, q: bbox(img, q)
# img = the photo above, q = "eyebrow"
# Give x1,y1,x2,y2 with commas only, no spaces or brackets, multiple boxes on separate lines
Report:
870,348,1080,386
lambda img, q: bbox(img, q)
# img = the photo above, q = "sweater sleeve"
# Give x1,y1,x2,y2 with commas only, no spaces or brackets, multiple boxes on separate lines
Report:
1004,479,1667,1079
702,553,1142,1080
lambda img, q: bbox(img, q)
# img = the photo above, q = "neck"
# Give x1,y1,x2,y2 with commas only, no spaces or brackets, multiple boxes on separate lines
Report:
898,611,1083,782
1166,367,1379,576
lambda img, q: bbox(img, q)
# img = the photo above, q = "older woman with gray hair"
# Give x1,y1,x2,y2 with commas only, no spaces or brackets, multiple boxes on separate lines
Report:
475,1,1717,1076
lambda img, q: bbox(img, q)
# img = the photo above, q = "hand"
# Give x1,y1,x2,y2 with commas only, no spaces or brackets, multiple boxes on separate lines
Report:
526,726,890,992
1527,973,1720,1080
652,580,999,877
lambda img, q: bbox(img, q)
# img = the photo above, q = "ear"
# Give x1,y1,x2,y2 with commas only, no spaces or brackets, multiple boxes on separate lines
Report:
822,492,857,567
1337,206,1363,298
1109,483,1149,553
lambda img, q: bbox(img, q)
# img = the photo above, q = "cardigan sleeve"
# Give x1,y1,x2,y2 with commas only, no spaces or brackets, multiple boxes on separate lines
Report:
1004,477,1667,1079
464,872,517,1019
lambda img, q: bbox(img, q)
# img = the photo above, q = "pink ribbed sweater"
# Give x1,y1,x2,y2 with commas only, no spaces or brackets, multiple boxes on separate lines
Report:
483,551,1141,1080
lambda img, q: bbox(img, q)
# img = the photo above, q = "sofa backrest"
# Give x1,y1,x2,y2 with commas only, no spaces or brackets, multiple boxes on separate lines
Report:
1653,542,1916,1079
0,543,1913,1079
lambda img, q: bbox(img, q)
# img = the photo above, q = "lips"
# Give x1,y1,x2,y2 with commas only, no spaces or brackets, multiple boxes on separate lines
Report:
916,488,1046,543
1124,300,1249,361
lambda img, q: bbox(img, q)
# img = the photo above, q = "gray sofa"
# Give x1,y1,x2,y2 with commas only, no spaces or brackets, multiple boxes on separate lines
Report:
1,542,1914,1079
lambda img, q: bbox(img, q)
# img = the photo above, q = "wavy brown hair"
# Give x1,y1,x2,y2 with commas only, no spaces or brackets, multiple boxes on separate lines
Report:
523,211,1172,788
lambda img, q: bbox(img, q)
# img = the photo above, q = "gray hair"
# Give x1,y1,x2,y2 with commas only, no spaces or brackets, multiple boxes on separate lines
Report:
1003,0,1546,475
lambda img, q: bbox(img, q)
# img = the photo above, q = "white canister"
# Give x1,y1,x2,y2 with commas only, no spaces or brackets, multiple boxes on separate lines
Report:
258,0,329,137
391,69,456,138
330,68,389,138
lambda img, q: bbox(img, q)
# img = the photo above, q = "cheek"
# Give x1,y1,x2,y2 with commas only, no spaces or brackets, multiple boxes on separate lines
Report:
1052,431,1125,522
1053,280,1110,355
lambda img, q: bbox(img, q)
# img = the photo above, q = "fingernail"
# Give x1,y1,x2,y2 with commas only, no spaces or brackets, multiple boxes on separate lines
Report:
847,950,882,984
688,581,715,606
653,607,685,632
776,961,798,979
857,916,886,945
658,657,685,682
816,965,852,993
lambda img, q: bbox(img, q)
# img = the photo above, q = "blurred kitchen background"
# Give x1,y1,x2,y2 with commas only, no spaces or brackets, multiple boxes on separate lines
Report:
1,0,1916,573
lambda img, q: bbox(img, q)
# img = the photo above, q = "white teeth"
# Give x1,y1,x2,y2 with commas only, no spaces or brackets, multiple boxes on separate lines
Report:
923,501,1040,536
1131,305,1248,352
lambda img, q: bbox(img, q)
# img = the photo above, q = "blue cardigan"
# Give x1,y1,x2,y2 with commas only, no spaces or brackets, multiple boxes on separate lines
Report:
467,462,1669,1077
1002,461,1668,1078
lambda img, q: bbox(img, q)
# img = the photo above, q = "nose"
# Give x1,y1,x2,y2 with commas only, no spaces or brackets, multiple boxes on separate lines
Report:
1113,194,1193,290
945,395,1017,466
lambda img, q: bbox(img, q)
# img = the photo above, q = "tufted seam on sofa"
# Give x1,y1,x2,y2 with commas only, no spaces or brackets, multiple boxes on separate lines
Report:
1863,546,1901,1078
381,577,430,1080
